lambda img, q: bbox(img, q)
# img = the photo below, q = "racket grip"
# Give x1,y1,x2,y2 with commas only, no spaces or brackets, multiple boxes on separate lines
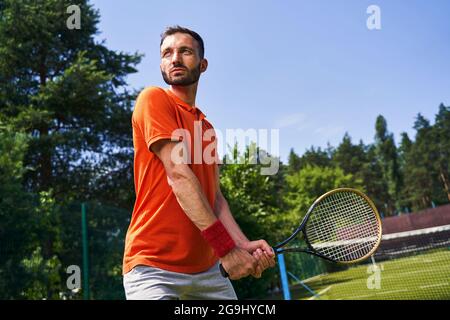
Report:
219,263,229,278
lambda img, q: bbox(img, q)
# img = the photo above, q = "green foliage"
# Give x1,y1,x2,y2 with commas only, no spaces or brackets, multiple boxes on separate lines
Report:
219,144,287,299
287,148,301,174
300,146,333,168
285,165,364,221
0,0,141,205
0,124,29,181
0,125,64,299
20,246,62,299
0,0,137,299
399,108,450,210
332,133,366,181
434,104,450,202
374,115,401,215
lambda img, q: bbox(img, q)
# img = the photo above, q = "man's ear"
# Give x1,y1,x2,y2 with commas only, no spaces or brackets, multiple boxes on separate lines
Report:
200,58,208,73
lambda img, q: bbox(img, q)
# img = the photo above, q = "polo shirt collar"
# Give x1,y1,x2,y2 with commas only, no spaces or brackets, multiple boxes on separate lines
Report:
165,88,206,121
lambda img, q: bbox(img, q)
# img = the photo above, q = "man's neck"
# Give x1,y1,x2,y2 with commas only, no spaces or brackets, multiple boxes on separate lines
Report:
169,83,198,107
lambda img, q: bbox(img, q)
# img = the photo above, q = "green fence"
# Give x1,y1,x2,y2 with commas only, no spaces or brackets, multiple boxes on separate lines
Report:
0,201,130,300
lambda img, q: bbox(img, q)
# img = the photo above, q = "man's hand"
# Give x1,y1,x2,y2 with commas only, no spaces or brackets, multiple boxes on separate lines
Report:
219,247,258,280
241,240,276,278
252,249,276,278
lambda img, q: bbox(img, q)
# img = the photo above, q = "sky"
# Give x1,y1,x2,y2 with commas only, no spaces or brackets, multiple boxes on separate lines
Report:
91,0,450,163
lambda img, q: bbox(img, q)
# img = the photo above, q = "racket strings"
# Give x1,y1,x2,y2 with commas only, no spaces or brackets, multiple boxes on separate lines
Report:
314,194,378,260
321,194,378,256
305,191,380,262
316,193,378,260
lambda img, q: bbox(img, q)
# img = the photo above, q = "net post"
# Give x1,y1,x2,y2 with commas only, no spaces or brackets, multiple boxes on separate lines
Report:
277,253,291,300
81,202,90,300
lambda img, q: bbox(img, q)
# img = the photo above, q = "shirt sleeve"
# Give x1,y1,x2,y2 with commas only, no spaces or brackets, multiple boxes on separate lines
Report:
132,87,182,151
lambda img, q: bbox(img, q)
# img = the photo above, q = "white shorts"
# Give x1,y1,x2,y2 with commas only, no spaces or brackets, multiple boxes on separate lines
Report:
123,262,238,300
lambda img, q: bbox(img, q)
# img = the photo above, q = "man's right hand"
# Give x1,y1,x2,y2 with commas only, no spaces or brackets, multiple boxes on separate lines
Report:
220,247,258,280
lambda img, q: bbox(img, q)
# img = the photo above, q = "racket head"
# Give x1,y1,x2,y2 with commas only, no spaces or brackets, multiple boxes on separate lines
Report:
303,188,382,264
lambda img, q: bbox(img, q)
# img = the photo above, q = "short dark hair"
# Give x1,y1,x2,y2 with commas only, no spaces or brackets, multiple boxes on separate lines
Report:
160,25,205,59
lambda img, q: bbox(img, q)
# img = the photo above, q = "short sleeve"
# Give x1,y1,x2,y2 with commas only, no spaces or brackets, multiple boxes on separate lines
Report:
132,87,181,151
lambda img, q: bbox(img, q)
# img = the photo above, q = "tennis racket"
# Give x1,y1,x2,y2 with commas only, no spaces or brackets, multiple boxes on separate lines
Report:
220,188,382,277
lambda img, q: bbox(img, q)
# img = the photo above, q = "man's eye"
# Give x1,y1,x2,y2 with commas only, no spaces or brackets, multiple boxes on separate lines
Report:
162,51,170,58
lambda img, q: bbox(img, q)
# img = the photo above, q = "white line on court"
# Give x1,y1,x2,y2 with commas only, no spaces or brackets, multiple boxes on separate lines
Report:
419,282,449,289
375,289,408,295
307,286,332,300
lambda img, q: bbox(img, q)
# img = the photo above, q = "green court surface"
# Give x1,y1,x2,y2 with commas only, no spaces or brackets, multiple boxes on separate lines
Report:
286,249,450,300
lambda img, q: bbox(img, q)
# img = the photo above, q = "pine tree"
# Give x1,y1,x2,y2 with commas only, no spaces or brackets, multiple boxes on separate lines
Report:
287,148,301,174
374,115,401,215
402,114,436,209
0,0,142,207
301,146,332,168
332,133,366,179
434,103,450,201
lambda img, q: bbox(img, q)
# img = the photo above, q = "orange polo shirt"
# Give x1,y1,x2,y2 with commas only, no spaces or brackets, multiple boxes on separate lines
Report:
123,86,219,275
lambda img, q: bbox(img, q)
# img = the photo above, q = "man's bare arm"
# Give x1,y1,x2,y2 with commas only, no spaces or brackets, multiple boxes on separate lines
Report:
152,140,216,230
151,140,258,279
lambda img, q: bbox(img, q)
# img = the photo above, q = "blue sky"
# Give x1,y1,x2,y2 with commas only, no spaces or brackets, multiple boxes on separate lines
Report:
91,0,450,163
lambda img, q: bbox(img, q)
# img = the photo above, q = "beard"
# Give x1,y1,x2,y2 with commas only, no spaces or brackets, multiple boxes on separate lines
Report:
161,62,201,86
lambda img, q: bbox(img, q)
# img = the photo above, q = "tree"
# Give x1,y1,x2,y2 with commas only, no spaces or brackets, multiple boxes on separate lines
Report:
219,143,287,299
284,165,364,221
0,124,31,298
332,133,366,180
434,103,450,201
400,114,437,210
374,115,401,215
0,123,63,299
287,148,301,174
398,132,413,211
300,146,332,168
0,0,142,207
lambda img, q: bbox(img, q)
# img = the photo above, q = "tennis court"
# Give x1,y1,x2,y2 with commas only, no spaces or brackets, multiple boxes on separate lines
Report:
275,206,450,300
291,248,450,300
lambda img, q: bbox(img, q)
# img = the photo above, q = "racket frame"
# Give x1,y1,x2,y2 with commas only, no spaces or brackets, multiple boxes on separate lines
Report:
273,188,382,264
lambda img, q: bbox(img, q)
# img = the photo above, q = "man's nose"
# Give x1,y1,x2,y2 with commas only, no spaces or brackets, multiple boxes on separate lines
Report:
171,51,182,64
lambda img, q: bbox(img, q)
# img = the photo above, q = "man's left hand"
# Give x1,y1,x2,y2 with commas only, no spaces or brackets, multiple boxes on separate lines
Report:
240,240,276,278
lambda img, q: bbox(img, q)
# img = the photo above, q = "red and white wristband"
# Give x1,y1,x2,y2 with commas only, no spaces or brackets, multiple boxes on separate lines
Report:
200,220,236,258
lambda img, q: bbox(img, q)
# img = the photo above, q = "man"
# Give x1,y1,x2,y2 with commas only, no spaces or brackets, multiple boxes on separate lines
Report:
123,26,275,300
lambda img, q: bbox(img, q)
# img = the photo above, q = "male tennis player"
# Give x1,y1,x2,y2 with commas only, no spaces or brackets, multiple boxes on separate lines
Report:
122,26,275,300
